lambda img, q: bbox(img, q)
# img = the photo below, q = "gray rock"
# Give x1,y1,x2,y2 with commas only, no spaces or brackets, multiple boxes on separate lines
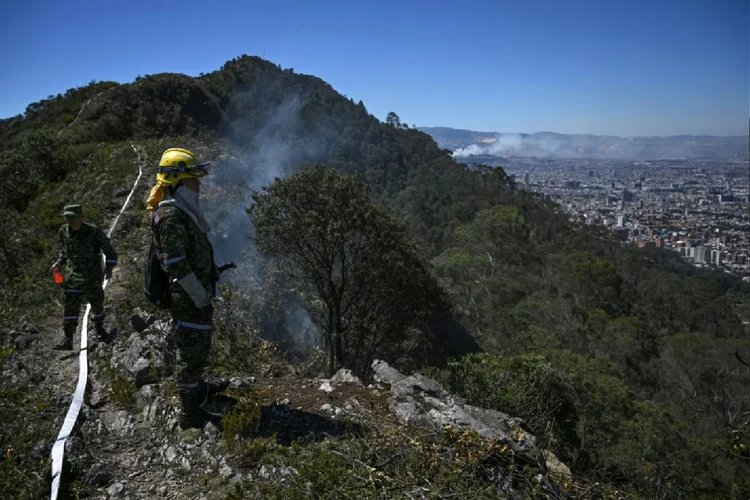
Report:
203,421,221,440
259,465,298,481
230,375,256,388
136,384,157,406
329,368,362,386
165,445,177,463
87,378,109,408
318,380,334,393
110,325,170,387
279,466,299,480
21,322,39,334
543,450,572,477
90,388,108,408
84,462,113,486
219,463,233,477
30,440,49,460
65,436,84,456
320,403,333,413
370,360,535,453
141,396,167,423
107,482,124,497
371,359,407,385
102,410,136,436
13,333,37,349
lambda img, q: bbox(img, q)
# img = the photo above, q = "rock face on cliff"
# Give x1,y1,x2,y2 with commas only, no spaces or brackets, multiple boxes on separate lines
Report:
371,359,570,477
372,360,533,448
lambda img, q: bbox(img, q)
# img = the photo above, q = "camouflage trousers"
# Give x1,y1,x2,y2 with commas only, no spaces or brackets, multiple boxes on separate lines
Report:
169,290,214,385
62,281,105,338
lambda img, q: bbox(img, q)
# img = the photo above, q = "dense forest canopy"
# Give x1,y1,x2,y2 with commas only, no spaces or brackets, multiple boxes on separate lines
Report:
1,55,748,498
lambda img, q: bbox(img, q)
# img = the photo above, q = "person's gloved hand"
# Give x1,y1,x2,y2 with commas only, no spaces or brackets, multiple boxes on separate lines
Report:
178,273,212,308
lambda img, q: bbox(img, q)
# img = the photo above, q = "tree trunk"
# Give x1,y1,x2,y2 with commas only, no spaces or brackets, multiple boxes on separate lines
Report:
327,308,336,377
334,334,344,372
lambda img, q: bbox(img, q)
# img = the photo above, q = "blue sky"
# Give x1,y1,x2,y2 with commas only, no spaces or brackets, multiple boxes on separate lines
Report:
1,0,748,136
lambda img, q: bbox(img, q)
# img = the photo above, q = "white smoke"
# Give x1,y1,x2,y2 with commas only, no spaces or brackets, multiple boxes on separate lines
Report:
452,133,566,158
200,93,325,351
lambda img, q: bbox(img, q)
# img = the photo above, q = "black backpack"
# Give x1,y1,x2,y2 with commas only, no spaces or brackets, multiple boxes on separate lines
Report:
144,208,171,309
144,241,171,309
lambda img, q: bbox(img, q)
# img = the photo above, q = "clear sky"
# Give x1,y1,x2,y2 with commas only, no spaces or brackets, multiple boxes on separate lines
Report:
1,0,748,136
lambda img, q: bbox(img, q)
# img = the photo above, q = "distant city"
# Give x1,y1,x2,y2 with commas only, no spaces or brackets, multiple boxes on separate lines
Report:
420,126,749,279
481,156,749,279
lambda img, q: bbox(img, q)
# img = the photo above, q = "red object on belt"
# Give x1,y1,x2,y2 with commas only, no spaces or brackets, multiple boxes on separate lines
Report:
53,268,63,284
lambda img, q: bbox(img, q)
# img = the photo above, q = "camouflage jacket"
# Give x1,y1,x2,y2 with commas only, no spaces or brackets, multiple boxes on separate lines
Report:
56,222,118,286
151,204,219,296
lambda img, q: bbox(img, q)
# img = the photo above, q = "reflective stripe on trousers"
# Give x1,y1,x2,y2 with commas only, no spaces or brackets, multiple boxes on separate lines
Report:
175,320,214,331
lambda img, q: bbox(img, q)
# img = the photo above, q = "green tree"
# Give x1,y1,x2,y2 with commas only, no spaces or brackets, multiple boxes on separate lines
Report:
385,111,401,128
248,164,448,377
556,250,621,312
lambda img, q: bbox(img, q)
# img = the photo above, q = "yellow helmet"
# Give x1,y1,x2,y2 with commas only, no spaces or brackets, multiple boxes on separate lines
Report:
156,148,210,186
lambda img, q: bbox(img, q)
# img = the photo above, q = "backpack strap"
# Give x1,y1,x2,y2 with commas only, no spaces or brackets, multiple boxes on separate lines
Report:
152,203,163,226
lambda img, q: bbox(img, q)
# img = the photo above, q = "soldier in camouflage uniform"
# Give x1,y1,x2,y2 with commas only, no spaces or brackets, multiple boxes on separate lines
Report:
146,148,229,429
51,204,118,350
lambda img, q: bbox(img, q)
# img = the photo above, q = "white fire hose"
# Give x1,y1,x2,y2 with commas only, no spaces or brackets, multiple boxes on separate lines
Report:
50,144,144,499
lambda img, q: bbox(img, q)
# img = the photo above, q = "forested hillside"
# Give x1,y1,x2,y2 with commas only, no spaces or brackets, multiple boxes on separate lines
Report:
1,55,748,499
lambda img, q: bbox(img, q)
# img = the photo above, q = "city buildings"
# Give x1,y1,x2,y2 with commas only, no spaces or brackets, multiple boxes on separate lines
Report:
481,156,749,277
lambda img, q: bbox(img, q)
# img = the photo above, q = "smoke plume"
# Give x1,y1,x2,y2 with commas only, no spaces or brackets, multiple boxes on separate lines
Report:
200,93,327,352
452,133,565,158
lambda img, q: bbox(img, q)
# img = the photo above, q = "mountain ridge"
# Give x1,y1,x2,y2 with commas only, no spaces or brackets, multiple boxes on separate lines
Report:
1,55,748,499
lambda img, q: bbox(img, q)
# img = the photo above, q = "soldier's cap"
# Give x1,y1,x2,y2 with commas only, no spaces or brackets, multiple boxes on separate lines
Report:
62,204,83,217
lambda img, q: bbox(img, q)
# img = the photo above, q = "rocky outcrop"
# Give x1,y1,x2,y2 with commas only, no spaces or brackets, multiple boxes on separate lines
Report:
371,359,536,452
109,321,172,387
370,360,573,497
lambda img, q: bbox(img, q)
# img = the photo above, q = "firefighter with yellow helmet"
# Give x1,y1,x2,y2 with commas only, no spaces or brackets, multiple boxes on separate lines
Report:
147,148,228,429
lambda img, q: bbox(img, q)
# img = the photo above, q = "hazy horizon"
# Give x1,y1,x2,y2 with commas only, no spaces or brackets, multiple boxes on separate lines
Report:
418,125,750,139
1,0,748,136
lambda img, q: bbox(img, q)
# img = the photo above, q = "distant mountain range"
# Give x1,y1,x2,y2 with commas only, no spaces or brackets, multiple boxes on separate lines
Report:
419,126,750,160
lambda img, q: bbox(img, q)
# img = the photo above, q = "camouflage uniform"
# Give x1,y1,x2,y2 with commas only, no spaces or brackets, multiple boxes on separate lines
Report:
148,147,227,429
55,211,118,344
151,203,220,385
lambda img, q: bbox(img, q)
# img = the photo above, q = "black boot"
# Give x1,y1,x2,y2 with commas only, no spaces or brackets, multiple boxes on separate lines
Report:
200,378,230,396
177,384,223,430
53,336,73,351
95,321,109,342
53,328,74,351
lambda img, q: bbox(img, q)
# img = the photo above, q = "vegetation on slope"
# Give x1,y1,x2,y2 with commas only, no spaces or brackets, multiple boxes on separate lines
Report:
0,55,748,498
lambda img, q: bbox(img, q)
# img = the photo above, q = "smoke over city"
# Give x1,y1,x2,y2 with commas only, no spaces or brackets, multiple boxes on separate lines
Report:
439,129,750,160
452,133,566,158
